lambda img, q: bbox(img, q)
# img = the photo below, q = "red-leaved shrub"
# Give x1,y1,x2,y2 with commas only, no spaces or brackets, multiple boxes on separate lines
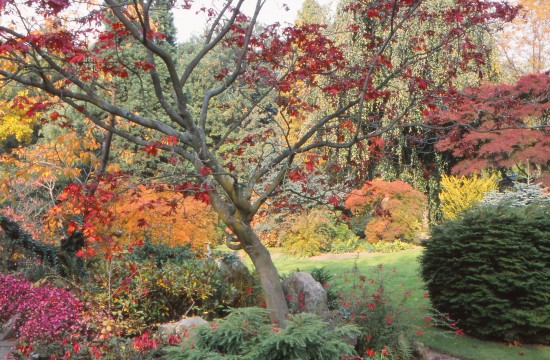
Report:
0,274,85,343
345,180,426,243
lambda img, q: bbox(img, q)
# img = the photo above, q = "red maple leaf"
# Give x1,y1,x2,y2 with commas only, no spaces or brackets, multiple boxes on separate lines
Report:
328,194,341,207
142,142,159,157
68,53,86,63
199,166,212,176
136,218,150,228
162,135,178,146
304,155,318,173
288,168,307,182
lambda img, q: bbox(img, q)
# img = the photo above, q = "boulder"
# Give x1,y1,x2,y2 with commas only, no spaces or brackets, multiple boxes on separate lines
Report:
0,314,19,341
157,322,178,336
218,254,253,281
413,342,430,360
158,316,208,337
175,317,208,335
283,272,328,315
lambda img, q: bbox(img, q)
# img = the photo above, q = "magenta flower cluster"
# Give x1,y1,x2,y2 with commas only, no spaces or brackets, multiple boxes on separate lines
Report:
0,274,85,343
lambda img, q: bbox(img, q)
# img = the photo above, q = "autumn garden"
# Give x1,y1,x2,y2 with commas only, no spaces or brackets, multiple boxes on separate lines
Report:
0,0,549,359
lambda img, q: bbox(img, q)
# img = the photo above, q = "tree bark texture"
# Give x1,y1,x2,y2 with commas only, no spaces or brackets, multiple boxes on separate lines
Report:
234,222,289,325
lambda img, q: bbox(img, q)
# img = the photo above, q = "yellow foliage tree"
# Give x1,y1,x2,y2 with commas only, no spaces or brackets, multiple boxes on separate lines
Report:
0,91,42,144
1,130,102,245
110,185,219,251
439,174,498,220
1,132,100,200
497,0,550,79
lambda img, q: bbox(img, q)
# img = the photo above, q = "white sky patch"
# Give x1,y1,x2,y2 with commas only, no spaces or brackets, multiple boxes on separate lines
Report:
173,0,337,42
0,1,336,43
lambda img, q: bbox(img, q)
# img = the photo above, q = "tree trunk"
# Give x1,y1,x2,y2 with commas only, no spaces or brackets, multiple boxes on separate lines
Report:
238,225,289,326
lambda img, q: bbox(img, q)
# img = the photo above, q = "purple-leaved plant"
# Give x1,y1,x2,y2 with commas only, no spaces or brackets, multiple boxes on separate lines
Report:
0,274,85,343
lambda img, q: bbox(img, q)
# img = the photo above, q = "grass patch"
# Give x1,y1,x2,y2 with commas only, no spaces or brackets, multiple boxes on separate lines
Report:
231,247,549,360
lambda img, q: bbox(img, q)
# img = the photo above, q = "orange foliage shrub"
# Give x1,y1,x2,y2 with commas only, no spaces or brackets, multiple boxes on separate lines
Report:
345,180,427,243
111,186,219,251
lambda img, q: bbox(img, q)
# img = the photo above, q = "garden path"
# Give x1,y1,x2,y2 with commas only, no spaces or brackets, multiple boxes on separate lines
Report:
0,340,16,359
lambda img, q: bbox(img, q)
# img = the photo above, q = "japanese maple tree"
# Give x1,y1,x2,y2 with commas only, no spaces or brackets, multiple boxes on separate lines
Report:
345,179,426,243
0,0,519,324
430,73,550,184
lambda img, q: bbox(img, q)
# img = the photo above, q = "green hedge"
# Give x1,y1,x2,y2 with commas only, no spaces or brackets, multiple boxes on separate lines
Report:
420,204,550,344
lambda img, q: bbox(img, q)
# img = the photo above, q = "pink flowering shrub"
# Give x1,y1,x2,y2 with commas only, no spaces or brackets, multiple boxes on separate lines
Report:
10,330,173,359
1,274,173,359
0,273,85,343
0,274,31,321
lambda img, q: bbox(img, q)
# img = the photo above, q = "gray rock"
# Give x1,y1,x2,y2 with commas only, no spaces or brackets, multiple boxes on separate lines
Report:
157,322,178,336
283,272,329,315
158,316,208,337
0,314,19,341
175,316,208,335
0,340,17,360
218,254,252,281
414,342,430,360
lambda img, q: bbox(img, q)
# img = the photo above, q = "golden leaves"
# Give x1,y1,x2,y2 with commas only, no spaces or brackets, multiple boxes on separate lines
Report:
0,91,41,143
0,132,100,202
110,185,218,251
440,174,498,220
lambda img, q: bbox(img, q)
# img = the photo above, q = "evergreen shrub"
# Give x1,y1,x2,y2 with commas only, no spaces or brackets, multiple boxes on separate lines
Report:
420,204,550,344
163,307,360,360
126,239,195,266
481,182,550,207
310,267,339,310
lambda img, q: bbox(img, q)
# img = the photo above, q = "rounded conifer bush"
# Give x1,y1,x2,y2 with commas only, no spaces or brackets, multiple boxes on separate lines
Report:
420,204,550,344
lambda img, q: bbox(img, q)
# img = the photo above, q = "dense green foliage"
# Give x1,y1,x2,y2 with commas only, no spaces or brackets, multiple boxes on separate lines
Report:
420,204,550,344
83,244,260,334
309,267,340,310
127,239,196,266
360,240,416,253
164,307,360,360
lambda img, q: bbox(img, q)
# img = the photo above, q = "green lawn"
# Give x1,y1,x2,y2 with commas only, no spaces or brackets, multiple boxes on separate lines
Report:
232,248,549,360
